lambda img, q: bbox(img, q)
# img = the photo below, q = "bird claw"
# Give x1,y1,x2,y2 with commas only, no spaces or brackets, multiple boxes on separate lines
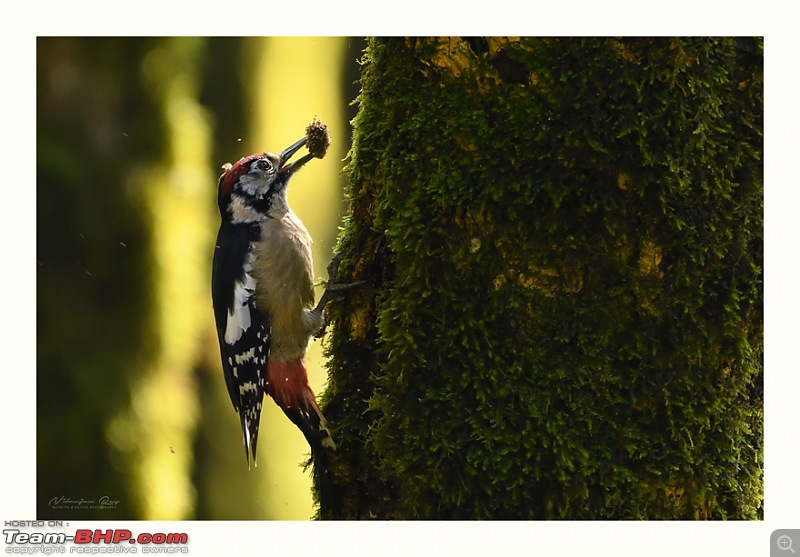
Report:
313,320,329,339
326,252,344,281
323,252,364,296
324,280,366,294
312,253,366,338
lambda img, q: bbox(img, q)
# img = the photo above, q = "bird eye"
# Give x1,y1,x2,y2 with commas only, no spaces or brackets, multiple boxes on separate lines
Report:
255,159,273,172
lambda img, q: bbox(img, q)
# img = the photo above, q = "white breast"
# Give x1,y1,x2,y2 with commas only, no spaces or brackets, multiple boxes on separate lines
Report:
252,207,316,359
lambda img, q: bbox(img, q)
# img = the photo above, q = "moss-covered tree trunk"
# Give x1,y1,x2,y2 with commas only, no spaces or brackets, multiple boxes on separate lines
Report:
320,37,762,520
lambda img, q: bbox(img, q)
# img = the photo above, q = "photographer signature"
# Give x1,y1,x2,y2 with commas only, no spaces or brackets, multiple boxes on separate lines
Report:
49,495,120,509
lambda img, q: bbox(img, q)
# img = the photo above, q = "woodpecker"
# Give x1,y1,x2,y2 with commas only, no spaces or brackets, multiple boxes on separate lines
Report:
212,134,340,468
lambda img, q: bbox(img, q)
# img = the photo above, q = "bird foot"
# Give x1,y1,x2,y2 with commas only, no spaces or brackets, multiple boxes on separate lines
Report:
312,253,365,338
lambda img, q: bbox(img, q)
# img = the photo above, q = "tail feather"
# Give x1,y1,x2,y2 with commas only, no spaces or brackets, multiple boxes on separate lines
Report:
266,358,336,450
267,358,337,513
239,413,259,469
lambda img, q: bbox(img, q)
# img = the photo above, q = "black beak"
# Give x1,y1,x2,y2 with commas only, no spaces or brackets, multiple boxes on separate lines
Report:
278,136,313,176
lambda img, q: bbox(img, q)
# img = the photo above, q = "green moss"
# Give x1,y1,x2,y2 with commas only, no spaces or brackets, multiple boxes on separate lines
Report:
319,37,762,519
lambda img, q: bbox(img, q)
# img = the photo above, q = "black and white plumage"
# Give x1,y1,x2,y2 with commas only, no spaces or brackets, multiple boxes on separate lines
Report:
211,220,268,465
211,137,335,468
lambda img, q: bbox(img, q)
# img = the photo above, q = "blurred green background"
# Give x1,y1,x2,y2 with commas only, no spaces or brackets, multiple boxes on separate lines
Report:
37,36,365,520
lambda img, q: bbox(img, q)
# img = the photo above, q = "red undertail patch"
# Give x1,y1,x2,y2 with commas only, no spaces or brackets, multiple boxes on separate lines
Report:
266,359,317,414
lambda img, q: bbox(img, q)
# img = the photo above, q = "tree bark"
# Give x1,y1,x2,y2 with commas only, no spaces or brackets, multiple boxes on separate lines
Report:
318,37,763,520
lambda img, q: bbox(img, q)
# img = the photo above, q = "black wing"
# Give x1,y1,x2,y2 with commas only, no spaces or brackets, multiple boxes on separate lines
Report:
211,222,270,467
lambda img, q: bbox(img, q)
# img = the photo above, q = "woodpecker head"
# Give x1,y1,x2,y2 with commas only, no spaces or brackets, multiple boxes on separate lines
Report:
217,136,314,223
